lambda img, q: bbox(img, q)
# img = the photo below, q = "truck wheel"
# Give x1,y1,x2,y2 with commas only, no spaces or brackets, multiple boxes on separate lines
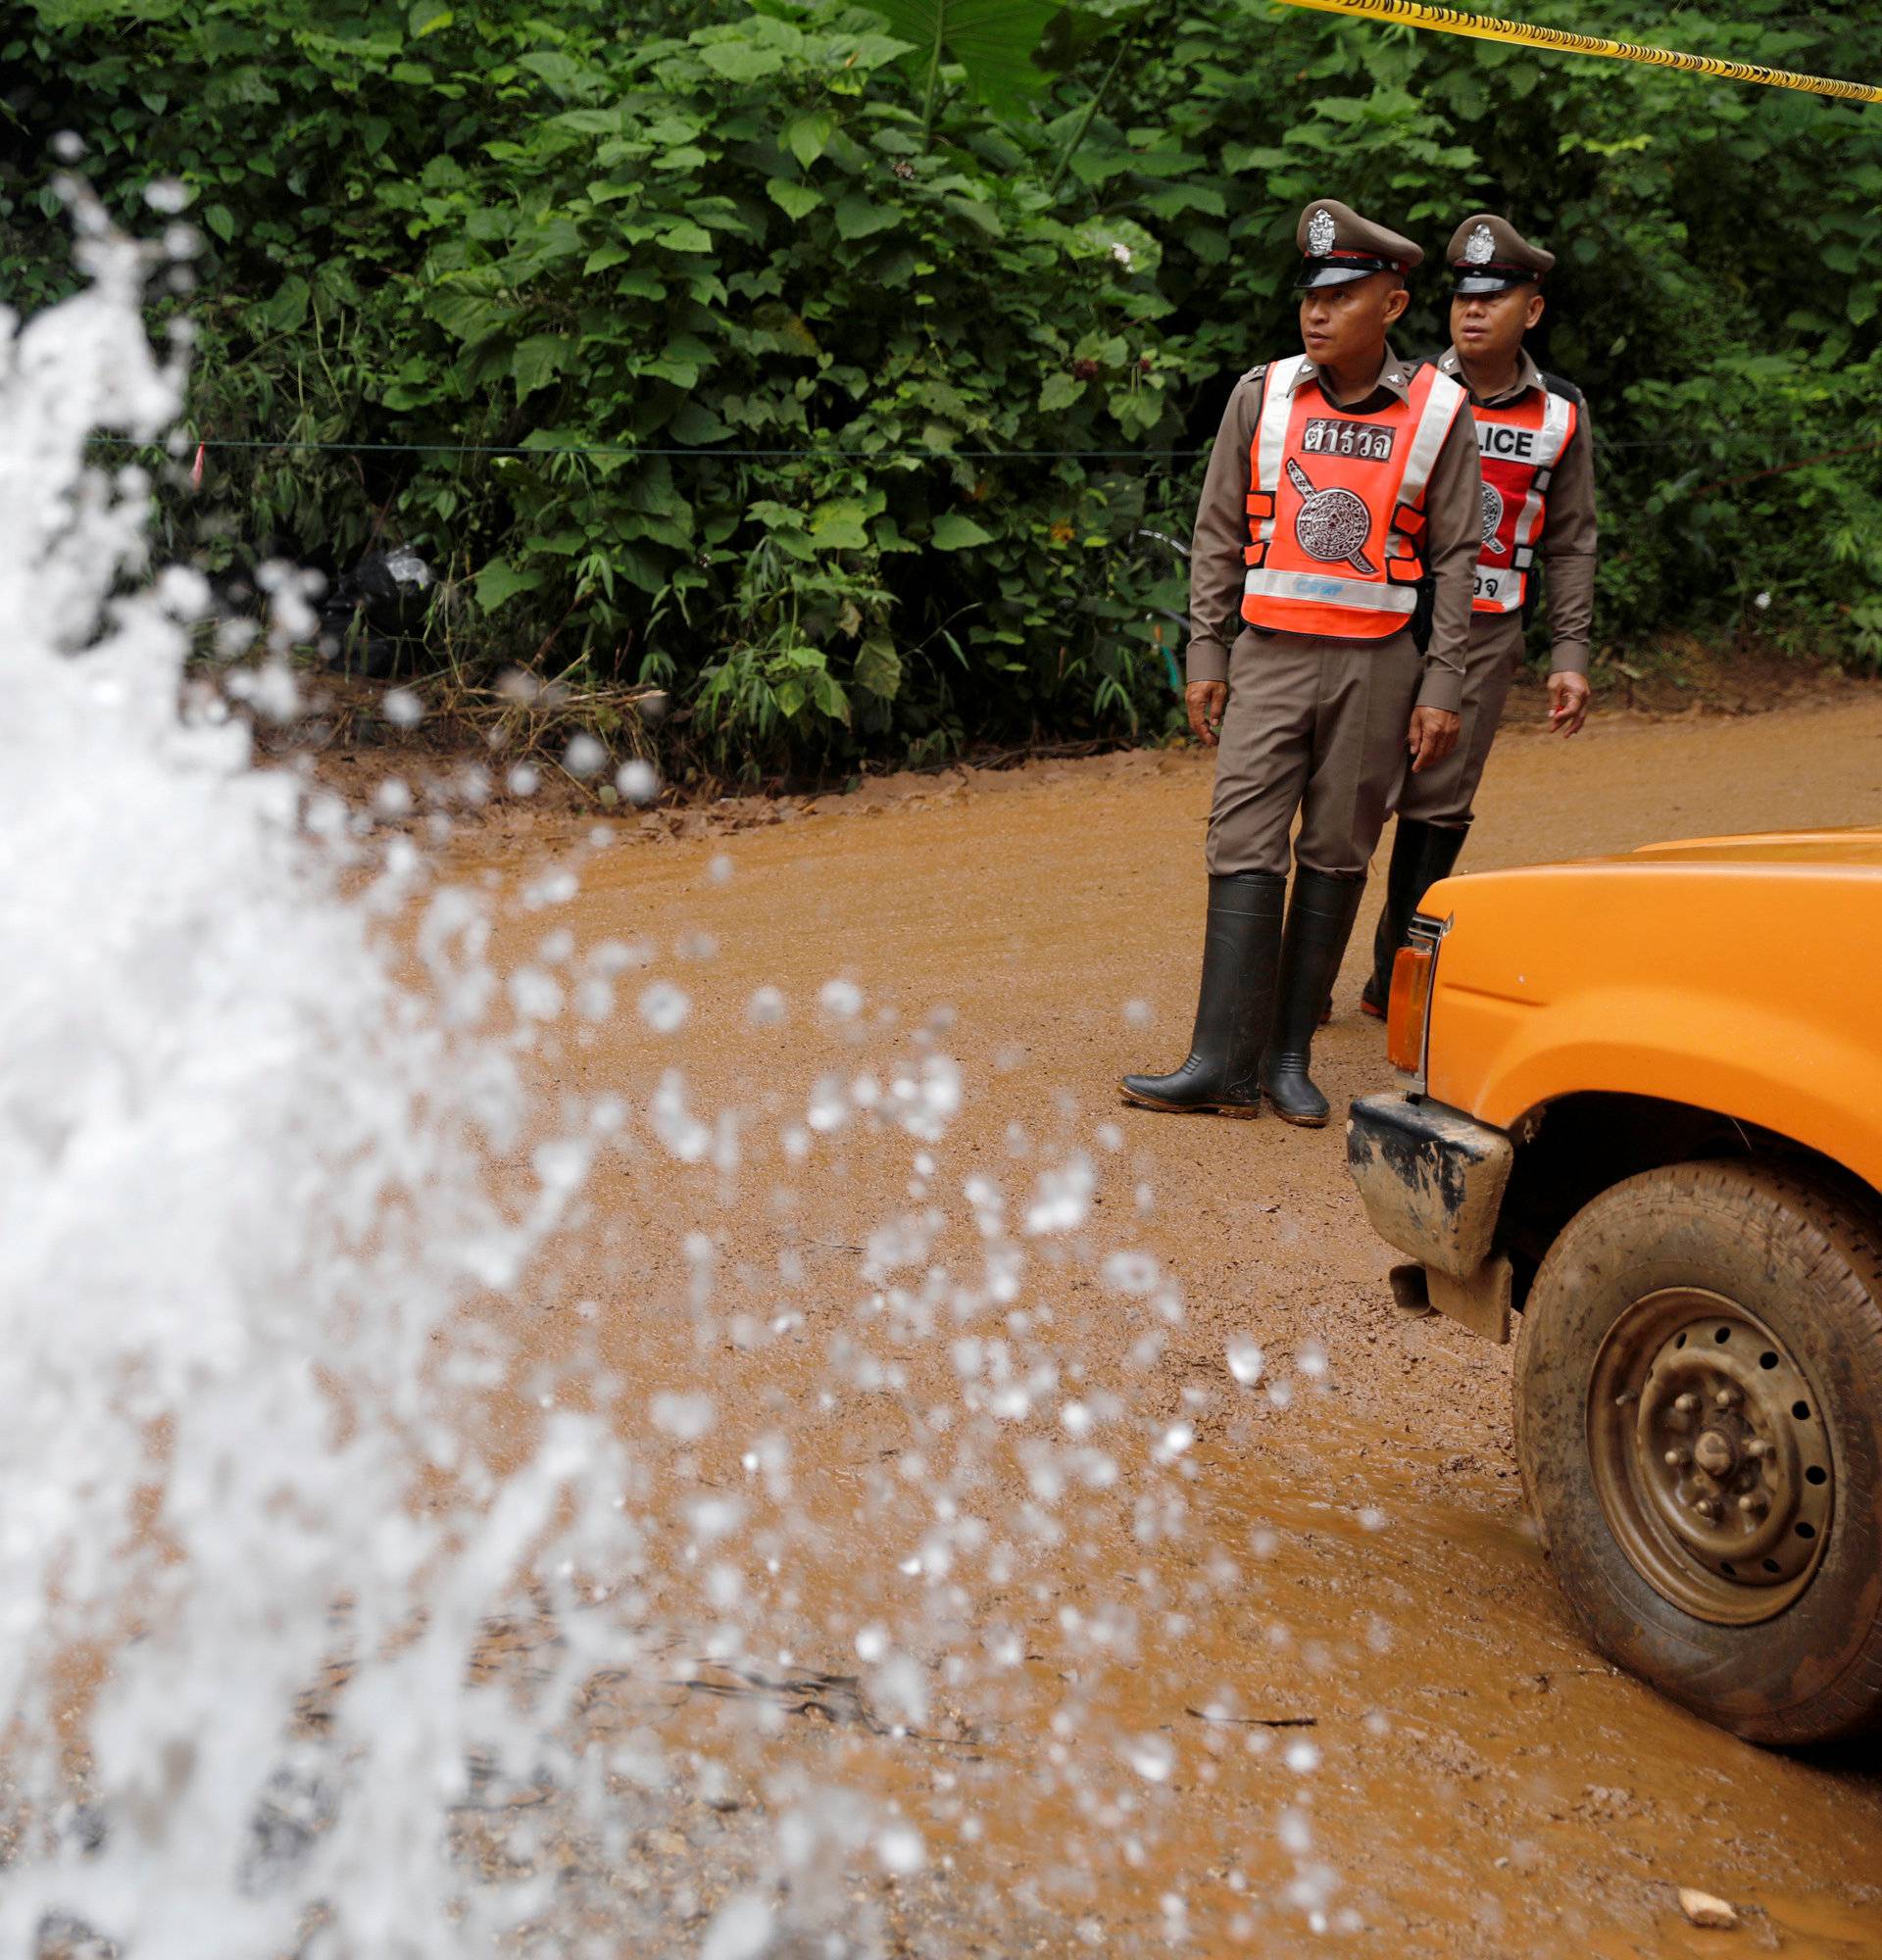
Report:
1514,1159,1882,1745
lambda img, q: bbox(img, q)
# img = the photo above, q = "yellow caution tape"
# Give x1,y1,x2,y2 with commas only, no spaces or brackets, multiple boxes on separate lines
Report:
1270,0,1882,105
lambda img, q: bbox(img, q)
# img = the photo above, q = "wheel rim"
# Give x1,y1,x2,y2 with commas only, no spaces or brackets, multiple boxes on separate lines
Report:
1587,1287,1834,1626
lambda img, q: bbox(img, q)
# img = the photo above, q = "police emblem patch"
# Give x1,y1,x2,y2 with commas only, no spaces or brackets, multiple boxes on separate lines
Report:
1285,458,1379,576
1464,222,1497,266
1480,480,1509,554
1307,208,1336,258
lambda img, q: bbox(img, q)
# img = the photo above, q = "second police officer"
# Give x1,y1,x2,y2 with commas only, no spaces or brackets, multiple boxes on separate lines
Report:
1360,213,1599,1015
1122,199,1480,1127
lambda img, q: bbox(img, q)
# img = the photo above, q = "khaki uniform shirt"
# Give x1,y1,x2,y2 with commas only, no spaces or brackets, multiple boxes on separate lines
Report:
1439,346,1599,677
1185,343,1482,714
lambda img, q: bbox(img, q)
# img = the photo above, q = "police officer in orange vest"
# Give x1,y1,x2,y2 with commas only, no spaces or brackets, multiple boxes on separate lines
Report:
1122,199,1482,1126
1360,214,1598,1015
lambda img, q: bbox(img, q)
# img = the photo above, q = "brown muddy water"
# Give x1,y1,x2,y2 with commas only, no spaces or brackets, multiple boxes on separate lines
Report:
456,700,1882,1957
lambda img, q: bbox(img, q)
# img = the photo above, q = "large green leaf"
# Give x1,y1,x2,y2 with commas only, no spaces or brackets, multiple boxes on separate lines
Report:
767,177,821,221
809,498,873,550
866,0,1060,116
700,38,786,82
426,291,513,345
511,334,568,402
834,194,898,240
854,636,904,701
654,219,714,253
473,559,545,613
931,513,994,551
255,274,310,336
782,109,835,169
1037,369,1084,412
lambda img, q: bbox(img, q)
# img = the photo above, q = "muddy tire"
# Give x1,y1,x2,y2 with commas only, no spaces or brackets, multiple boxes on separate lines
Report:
1514,1159,1882,1745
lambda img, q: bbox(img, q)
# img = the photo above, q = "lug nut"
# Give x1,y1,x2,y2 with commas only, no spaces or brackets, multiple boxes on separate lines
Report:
1694,1431,1735,1476
1664,1447,1690,1468
1738,1494,1766,1516
1746,1439,1771,1460
1714,1387,1740,1409
1675,1393,1700,1414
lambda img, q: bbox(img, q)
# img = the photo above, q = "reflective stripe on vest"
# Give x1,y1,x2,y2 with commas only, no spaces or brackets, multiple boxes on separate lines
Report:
1241,357,1467,640
1470,386,1577,615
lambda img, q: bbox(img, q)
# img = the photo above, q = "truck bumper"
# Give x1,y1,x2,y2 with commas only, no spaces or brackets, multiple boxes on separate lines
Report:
1345,1093,1517,1344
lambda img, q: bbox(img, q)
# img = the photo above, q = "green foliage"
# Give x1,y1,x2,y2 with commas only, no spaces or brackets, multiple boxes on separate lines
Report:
1056,0,1882,672
1,0,1878,782
3,0,1195,774
866,0,1062,125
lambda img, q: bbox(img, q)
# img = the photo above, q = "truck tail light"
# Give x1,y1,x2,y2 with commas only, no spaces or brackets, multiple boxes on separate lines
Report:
1386,943,1434,1074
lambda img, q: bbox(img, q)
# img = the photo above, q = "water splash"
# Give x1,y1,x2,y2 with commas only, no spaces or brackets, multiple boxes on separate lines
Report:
0,193,624,1958
0,185,1371,1959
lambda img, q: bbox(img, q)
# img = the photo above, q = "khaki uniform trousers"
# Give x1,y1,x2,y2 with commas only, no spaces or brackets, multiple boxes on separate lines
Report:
1395,612,1523,827
1206,626,1422,880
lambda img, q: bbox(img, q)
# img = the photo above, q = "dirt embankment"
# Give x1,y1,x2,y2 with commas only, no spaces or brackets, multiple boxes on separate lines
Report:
290,642,1871,843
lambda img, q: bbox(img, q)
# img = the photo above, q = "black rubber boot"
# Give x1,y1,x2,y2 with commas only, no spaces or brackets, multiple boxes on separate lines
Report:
1261,870,1366,1126
1361,818,1469,1018
1120,873,1285,1116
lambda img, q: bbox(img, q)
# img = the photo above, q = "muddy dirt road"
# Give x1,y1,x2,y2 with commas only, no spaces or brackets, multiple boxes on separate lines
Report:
468,701,1882,1957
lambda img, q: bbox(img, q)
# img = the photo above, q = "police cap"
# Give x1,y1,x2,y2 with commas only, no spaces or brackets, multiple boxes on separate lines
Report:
1293,199,1422,290
1449,214,1556,294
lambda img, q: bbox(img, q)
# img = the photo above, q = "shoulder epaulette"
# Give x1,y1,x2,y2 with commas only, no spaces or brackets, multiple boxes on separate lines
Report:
1420,358,1467,402
1541,370,1586,407
1240,363,1268,386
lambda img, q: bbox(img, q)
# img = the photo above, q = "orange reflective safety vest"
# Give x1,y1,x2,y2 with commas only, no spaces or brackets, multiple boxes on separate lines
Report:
1470,381,1579,615
1240,355,1468,641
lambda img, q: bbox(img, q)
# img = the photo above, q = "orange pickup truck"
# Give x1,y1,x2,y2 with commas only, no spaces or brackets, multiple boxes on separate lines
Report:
1346,829,1882,1745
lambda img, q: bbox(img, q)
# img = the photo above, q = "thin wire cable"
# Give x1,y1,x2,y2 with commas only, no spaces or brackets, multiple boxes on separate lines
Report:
98,436,1208,461
90,428,1880,463
1689,434,1882,497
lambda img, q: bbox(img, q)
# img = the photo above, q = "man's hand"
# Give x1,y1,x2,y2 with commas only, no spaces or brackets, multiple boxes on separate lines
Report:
1407,706,1461,774
1187,679,1227,747
1547,670,1591,738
